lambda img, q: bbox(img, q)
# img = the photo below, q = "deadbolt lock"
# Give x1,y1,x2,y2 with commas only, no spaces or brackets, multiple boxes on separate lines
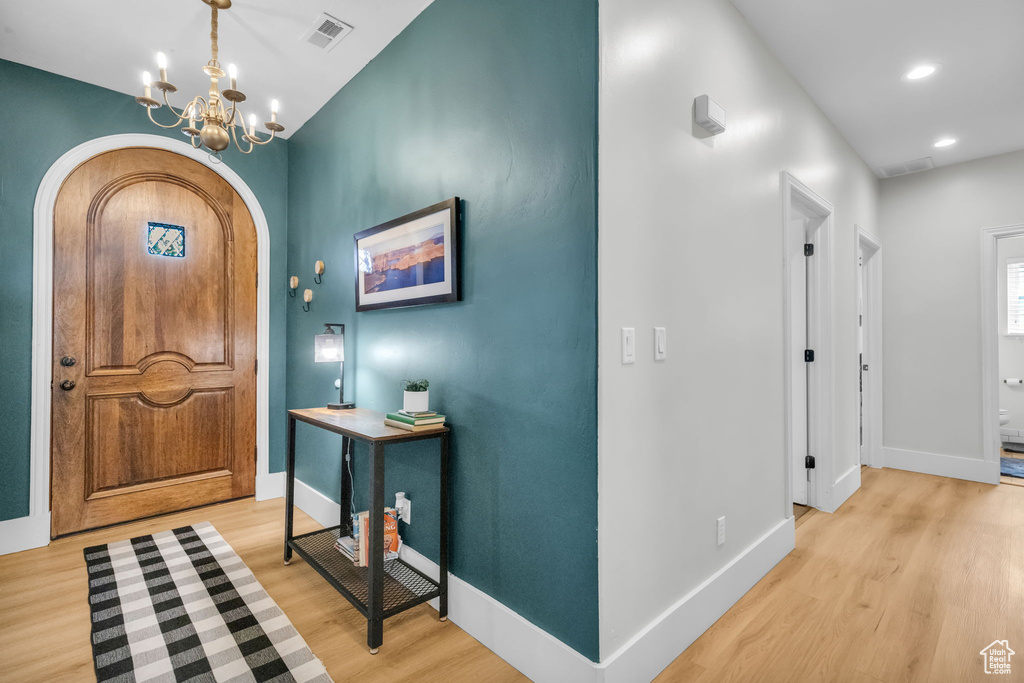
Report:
60,356,77,367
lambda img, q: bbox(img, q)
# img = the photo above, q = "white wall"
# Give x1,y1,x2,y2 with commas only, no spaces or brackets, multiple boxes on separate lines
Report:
598,0,879,665
880,150,1024,465
999,236,1024,432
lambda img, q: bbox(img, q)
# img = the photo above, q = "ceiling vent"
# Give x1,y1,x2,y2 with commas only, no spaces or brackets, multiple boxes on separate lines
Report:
301,12,353,52
877,157,935,179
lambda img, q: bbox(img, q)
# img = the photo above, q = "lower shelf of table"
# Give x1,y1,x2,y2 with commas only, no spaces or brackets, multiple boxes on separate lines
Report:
287,525,440,619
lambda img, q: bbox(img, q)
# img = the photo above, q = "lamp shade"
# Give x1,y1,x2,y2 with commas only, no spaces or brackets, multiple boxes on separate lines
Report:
314,324,345,363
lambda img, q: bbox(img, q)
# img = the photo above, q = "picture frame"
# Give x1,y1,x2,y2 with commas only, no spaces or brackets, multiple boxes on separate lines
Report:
354,197,461,312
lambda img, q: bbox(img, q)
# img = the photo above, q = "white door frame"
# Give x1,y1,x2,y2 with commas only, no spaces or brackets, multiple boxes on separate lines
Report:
781,171,835,514
981,223,1024,472
856,226,883,468
26,134,274,548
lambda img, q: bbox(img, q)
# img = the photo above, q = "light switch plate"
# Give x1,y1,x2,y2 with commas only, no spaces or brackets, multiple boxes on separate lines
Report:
622,328,635,364
654,327,667,361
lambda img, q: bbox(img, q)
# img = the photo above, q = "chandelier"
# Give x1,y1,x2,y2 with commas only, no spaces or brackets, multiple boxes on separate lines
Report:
135,0,284,156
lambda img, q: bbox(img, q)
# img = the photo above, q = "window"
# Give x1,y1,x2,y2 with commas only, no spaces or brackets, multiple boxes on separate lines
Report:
1009,258,1024,335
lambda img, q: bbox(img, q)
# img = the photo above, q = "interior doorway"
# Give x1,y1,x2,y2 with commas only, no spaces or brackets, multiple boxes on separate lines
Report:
857,227,882,468
49,147,258,537
782,172,835,513
989,228,1024,487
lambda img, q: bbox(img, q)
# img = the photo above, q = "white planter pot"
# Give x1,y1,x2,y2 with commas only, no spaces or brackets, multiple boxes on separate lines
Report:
403,390,429,413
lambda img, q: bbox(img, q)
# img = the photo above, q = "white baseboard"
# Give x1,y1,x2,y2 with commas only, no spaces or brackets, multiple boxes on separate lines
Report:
825,464,862,513
597,517,795,683
256,471,285,501
292,478,345,528
285,478,795,682
883,447,999,485
0,513,50,555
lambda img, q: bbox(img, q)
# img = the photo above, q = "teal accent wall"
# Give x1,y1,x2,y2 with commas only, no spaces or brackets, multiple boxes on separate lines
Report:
285,0,599,660
0,59,290,522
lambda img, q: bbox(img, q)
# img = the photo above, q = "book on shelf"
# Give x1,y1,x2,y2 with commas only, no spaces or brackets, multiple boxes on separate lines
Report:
385,412,446,426
384,418,446,432
347,508,401,566
334,535,357,562
399,410,436,418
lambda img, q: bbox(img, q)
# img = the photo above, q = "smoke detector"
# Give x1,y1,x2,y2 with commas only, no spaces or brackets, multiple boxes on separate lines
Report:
877,157,934,178
301,12,353,52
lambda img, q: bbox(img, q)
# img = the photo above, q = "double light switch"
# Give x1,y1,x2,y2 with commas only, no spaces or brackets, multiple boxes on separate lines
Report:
621,327,667,364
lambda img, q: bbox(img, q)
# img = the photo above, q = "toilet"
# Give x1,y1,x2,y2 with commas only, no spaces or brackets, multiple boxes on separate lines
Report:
1001,409,1010,426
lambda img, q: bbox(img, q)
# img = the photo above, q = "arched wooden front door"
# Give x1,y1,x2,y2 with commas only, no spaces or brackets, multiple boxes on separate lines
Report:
51,147,257,537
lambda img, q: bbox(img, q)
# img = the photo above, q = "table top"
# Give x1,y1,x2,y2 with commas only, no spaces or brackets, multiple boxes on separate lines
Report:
288,407,449,443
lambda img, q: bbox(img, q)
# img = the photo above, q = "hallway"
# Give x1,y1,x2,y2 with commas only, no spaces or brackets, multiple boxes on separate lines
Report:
659,467,1024,682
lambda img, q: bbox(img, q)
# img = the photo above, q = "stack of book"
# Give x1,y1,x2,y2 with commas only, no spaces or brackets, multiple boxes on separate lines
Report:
384,410,446,432
335,508,401,566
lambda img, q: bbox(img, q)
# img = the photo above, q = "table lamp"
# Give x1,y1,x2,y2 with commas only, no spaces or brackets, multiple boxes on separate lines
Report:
314,323,354,409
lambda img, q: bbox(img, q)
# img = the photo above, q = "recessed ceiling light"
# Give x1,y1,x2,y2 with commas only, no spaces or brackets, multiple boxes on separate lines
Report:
934,138,957,148
905,64,938,80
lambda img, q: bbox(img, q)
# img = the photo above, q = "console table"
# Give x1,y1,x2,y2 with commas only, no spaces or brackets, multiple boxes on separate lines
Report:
283,407,449,653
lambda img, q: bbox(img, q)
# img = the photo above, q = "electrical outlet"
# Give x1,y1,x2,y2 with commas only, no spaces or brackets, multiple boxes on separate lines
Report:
716,516,726,546
395,492,411,524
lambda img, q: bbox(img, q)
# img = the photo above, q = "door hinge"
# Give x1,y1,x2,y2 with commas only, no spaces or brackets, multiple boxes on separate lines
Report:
805,455,816,469
804,243,814,256
254,445,258,463
255,273,259,288
804,349,815,362
254,358,258,374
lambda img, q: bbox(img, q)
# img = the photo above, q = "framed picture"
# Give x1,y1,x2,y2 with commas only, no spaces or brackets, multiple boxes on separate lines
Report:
354,197,461,312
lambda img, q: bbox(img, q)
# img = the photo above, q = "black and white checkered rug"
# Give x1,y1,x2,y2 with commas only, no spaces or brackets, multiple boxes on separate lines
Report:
85,521,333,683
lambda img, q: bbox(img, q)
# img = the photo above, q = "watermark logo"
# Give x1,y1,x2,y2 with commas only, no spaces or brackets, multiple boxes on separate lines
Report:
980,640,1015,675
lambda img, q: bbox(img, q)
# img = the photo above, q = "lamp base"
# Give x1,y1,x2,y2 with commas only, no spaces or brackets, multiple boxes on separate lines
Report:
327,402,355,410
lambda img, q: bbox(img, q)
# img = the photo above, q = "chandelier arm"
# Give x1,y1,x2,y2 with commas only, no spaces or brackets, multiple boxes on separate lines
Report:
225,101,239,127
248,128,277,146
146,104,188,130
159,89,192,120
190,135,202,149
230,122,255,154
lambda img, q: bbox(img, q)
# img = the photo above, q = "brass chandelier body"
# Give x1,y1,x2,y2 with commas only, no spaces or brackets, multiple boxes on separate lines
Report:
136,0,283,155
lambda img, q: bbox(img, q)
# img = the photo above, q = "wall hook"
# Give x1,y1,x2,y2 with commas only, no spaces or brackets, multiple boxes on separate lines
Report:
314,260,325,285
303,288,313,312
289,275,299,297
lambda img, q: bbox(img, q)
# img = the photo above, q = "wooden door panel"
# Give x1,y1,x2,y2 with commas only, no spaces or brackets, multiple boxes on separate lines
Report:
51,148,256,537
85,388,232,496
89,179,231,373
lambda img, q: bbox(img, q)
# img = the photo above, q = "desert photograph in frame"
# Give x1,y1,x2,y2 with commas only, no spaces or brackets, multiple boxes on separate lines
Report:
354,197,461,312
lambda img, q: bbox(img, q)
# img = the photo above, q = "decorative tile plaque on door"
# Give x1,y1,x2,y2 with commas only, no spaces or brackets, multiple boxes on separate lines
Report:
147,222,185,258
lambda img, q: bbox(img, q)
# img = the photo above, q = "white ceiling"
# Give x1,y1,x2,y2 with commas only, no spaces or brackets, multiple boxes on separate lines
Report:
731,0,1024,175
0,0,433,138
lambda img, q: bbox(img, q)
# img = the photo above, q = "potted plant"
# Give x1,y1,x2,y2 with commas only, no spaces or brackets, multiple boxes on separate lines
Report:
402,379,430,413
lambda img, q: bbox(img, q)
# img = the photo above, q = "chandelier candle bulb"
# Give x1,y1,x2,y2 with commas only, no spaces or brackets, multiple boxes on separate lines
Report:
156,52,168,82
228,63,237,90
142,71,152,99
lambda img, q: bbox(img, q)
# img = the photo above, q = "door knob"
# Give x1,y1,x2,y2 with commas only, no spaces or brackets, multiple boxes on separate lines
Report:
60,356,77,367
59,380,76,391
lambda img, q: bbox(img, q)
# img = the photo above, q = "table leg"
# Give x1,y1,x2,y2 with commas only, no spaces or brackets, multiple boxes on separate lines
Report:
284,415,296,565
366,440,385,653
439,431,449,621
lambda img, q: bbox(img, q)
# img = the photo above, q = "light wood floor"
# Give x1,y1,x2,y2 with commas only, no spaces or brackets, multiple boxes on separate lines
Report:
2,468,1022,682
0,498,526,683
657,467,1024,682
